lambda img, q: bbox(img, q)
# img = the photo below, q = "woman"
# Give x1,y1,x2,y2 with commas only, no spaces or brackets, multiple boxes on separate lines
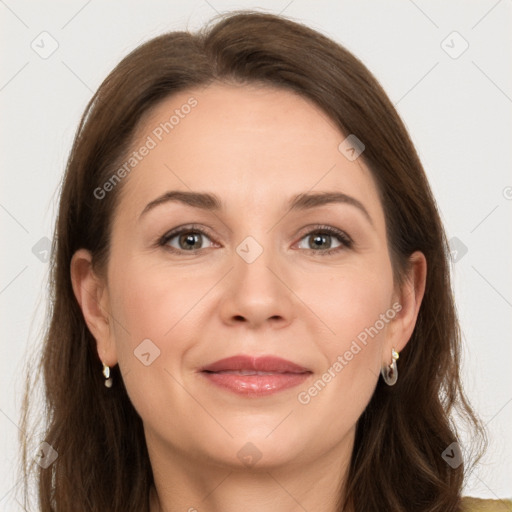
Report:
19,10,511,512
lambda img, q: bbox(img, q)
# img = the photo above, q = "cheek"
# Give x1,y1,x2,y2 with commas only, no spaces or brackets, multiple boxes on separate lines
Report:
107,261,206,426
110,259,209,346
106,260,209,405
294,262,393,412
283,267,395,460
305,259,394,347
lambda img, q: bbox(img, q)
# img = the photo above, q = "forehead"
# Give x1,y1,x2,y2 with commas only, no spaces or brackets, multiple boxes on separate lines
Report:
115,82,384,227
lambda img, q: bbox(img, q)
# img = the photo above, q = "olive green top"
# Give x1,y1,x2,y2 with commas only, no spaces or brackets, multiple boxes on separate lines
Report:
461,497,512,511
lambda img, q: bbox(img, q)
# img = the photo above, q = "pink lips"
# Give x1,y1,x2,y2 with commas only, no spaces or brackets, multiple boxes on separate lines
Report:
199,355,312,397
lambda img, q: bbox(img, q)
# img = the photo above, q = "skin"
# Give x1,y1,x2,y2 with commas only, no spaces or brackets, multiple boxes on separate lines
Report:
71,83,426,512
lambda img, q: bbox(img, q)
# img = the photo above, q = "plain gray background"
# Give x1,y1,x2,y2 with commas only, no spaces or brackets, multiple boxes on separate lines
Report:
1,0,511,508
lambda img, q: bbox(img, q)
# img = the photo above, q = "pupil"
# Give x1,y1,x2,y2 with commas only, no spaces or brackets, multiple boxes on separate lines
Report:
312,234,330,249
182,233,200,249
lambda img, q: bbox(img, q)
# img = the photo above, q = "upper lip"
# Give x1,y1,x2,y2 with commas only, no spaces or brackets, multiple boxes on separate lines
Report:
200,355,311,374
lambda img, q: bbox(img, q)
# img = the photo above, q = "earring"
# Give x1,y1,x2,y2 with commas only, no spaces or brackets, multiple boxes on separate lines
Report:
102,363,113,388
381,348,399,386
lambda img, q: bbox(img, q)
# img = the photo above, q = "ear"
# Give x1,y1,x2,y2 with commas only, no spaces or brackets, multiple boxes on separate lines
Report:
70,248,118,366
386,250,427,357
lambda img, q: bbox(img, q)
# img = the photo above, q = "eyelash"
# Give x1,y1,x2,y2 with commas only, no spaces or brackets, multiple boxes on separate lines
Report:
158,224,353,256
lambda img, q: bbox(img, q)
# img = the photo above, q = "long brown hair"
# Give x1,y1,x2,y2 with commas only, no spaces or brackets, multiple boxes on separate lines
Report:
20,10,486,511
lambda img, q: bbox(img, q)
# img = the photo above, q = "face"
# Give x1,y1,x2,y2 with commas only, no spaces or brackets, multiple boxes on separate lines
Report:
86,83,414,472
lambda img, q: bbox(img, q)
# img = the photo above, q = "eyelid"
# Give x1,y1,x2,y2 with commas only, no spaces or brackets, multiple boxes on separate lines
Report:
294,224,352,244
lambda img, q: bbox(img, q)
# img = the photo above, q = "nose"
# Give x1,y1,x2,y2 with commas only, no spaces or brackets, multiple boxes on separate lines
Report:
217,236,296,330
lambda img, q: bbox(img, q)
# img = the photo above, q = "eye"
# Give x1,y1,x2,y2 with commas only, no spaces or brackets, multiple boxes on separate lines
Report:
159,225,216,253
295,225,353,255
158,224,352,256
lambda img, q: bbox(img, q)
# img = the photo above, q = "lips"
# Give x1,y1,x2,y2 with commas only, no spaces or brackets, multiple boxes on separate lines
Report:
199,355,312,397
200,355,311,374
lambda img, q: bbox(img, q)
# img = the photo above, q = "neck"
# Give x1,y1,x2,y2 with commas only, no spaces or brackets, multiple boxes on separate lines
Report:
147,429,354,512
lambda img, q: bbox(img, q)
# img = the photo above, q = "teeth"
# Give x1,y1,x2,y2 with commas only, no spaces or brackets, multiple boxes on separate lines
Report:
216,370,280,376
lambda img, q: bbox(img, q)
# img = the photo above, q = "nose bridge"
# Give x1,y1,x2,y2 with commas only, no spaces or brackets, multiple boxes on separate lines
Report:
228,197,280,272
219,227,294,326
233,231,281,292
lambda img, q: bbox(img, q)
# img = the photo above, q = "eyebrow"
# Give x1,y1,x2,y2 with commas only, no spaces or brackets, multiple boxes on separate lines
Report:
139,190,374,226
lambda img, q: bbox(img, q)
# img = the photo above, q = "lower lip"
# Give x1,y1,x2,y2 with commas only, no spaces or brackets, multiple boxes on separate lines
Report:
200,371,311,397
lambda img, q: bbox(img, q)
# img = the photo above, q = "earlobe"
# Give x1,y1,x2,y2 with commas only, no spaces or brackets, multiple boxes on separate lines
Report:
70,249,117,365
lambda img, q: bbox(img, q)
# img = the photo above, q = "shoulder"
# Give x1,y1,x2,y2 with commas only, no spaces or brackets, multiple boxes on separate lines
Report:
460,497,512,511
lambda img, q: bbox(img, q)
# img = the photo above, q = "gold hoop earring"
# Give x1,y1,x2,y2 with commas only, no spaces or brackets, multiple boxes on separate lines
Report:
381,348,399,386
102,363,113,388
